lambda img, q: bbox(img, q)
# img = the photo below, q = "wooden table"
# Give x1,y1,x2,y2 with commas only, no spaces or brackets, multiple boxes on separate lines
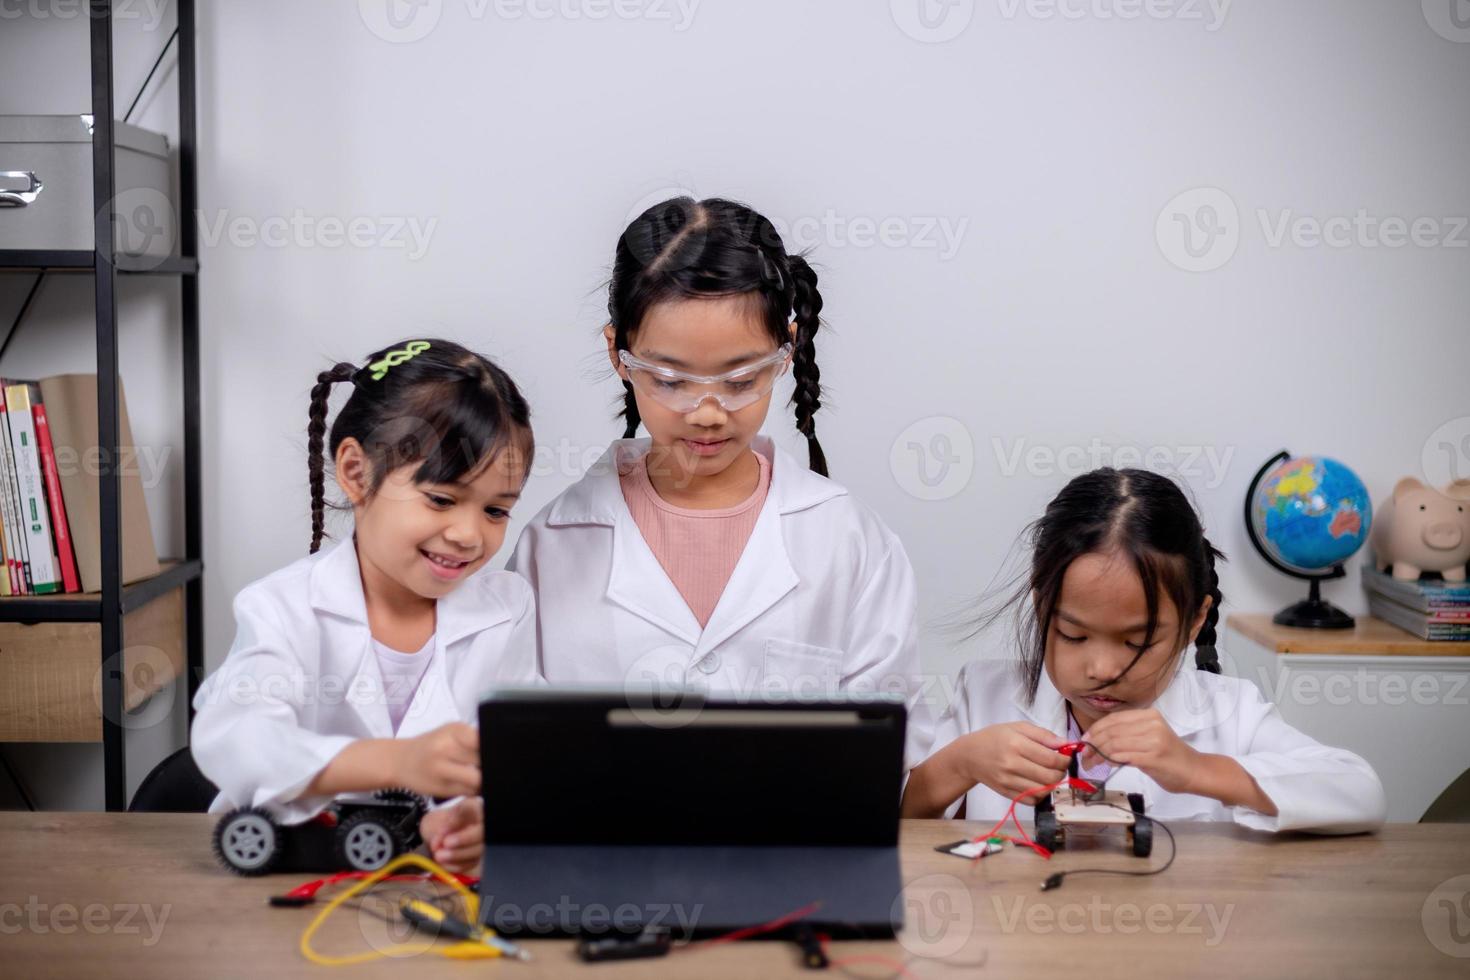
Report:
2,814,1467,978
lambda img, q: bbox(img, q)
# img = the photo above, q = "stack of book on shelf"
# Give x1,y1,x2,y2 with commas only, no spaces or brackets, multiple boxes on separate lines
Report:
0,374,159,597
1361,563,1470,641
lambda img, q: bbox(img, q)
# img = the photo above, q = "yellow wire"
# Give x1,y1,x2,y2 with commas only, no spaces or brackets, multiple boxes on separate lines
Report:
299,854,481,967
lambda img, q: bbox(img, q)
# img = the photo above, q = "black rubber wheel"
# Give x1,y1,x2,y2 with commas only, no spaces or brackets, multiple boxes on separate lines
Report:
1130,814,1154,858
1034,792,1054,813
213,807,283,876
336,811,403,871
1035,809,1061,852
1127,792,1146,816
374,788,424,807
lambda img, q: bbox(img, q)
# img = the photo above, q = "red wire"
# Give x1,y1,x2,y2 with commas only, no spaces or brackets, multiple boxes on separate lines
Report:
678,900,823,951
817,933,919,979
970,776,1097,860
281,870,479,901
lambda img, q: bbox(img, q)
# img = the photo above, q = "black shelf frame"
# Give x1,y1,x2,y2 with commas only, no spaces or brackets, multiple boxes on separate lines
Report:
0,0,203,811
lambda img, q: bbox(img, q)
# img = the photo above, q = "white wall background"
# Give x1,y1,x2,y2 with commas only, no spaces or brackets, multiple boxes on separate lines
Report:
3,1,1467,806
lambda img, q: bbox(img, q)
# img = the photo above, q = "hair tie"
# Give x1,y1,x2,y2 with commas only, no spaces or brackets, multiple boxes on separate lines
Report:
368,340,431,381
753,246,785,292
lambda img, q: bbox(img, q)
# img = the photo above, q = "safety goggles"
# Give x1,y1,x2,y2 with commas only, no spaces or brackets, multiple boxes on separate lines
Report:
618,344,793,414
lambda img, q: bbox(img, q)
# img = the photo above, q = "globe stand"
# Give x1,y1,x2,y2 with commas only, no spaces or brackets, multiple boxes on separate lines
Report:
1245,451,1358,631
1273,576,1356,630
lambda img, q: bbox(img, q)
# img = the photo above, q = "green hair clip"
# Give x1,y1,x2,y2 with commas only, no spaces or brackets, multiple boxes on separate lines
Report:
368,340,431,381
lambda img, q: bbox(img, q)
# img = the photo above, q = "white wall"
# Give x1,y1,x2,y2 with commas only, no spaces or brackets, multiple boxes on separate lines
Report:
4,1,1468,805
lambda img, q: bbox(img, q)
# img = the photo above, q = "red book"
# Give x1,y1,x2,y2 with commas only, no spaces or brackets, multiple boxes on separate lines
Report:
32,397,81,594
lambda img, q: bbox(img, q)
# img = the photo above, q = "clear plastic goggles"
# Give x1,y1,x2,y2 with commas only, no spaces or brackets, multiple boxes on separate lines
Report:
618,344,793,414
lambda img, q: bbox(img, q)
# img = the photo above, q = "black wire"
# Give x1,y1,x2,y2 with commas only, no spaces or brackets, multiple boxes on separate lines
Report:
1040,802,1177,891
124,27,180,124
1037,726,1179,890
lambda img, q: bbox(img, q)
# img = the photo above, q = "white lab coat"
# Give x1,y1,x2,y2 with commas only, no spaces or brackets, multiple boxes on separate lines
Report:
191,538,538,823
508,436,935,768
929,657,1386,833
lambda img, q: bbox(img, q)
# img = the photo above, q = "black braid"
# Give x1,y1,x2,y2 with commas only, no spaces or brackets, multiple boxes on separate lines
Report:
307,362,359,554
1194,537,1225,673
786,254,827,477
621,383,641,438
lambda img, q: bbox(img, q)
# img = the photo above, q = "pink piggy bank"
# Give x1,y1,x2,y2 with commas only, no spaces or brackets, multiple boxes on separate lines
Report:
1371,477,1470,582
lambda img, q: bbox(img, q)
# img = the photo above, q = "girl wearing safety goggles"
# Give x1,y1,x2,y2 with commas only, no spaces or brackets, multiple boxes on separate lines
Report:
508,196,933,770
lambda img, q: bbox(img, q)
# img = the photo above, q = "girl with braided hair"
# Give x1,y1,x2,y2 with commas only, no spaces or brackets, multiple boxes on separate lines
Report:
193,339,537,871
509,196,934,768
903,467,1385,833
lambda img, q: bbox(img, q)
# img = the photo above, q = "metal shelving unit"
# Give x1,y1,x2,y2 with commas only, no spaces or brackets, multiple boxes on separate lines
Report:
0,0,203,811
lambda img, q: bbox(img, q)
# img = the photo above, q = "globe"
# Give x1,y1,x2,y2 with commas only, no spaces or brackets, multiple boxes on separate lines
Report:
1249,456,1372,573
1245,453,1374,629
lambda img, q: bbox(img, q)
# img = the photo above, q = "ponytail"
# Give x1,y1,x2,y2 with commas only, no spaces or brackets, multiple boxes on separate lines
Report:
307,362,359,554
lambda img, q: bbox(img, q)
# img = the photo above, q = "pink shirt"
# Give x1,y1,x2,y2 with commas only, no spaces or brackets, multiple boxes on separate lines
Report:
619,450,772,628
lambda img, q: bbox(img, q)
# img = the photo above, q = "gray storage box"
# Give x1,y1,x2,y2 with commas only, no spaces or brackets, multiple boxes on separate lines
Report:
0,115,177,258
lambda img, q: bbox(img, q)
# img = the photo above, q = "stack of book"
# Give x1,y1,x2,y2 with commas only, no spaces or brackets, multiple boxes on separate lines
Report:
0,374,159,597
1362,563,1470,641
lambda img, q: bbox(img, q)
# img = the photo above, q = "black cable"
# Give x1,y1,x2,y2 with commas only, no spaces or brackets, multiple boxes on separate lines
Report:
124,27,180,124
1040,802,1176,891
1037,730,1179,890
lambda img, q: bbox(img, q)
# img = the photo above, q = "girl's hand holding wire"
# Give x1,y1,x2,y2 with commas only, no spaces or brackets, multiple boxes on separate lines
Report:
1081,708,1198,793
960,722,1071,802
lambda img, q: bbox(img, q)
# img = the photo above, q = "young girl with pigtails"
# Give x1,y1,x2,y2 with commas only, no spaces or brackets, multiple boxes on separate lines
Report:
509,196,934,767
193,339,539,872
902,467,1386,833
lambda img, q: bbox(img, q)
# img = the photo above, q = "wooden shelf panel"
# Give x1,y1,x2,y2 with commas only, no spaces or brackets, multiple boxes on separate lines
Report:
0,586,184,742
1227,613,1470,656
0,559,201,623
